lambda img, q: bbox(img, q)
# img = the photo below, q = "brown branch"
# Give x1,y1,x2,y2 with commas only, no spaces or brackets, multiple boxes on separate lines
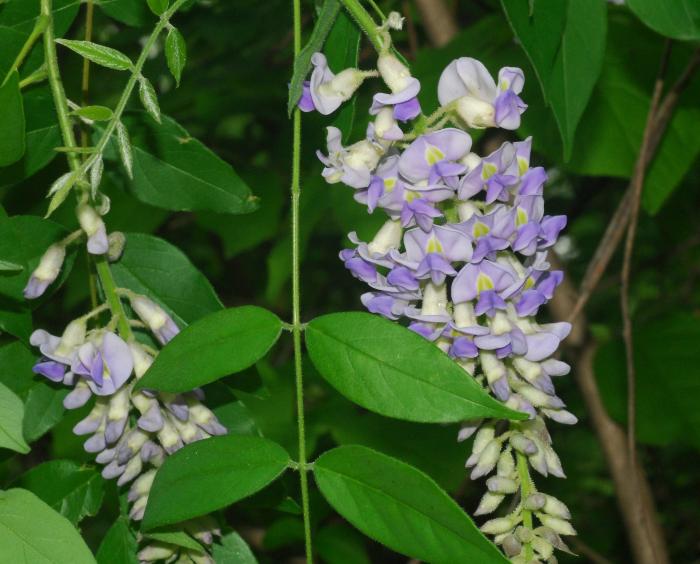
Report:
413,0,458,46
569,47,700,322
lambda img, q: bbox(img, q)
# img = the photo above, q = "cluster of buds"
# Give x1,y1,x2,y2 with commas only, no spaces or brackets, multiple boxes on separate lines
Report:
29,292,226,563
301,12,574,562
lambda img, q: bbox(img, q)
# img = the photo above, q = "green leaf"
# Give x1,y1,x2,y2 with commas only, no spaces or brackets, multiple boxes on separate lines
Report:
595,314,700,449
142,435,290,530
0,301,32,341
165,27,186,87
0,71,25,166
110,232,223,326
45,171,78,217
146,0,169,16
0,381,29,453
627,0,700,40
144,530,204,553
22,382,68,442
326,10,361,141
287,0,341,115
314,446,507,563
135,306,282,393
0,488,95,563
96,517,138,564
212,531,258,564
74,105,114,121
0,86,61,189
112,113,256,214
55,39,133,70
0,340,36,398
0,259,23,272
306,312,525,423
316,523,370,564
138,76,161,123
18,460,105,524
501,0,606,159
115,120,133,178
0,215,75,302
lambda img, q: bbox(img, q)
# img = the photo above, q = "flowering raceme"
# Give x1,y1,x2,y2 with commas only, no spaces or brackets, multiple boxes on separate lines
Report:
304,17,575,563
25,237,226,563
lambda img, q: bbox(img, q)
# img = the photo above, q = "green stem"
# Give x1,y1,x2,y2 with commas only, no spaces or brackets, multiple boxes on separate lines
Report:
41,0,133,341
292,0,313,561
66,0,189,186
339,0,385,51
19,66,48,89
2,14,49,86
516,451,535,560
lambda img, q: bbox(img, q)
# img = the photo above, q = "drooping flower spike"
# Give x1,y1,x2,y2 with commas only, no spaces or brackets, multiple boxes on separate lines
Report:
307,20,576,560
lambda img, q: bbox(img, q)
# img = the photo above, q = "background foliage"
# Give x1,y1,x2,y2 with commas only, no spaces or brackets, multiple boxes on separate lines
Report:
0,0,699,561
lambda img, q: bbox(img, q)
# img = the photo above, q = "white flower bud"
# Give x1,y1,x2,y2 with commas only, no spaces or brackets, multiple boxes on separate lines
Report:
377,53,412,93
386,11,404,30
502,534,522,557
490,311,511,335
474,491,504,516
345,140,382,173
496,450,515,477
537,514,576,536
26,244,66,297
455,96,495,128
130,468,156,498
320,68,366,101
459,151,482,171
453,302,478,328
471,439,501,479
509,433,538,455
457,201,480,222
481,516,516,536
368,219,402,255
107,231,126,262
138,543,177,561
481,351,506,385
513,357,543,382
77,204,103,237
523,492,546,511
532,535,554,560
117,454,143,486
543,495,571,520
486,476,518,494
108,389,130,422
131,295,168,332
457,420,481,442
471,425,496,457
515,525,534,543
543,443,566,478
374,107,401,140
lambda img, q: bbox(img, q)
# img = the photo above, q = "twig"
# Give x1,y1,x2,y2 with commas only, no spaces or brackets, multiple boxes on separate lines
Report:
569,47,700,322
414,0,458,47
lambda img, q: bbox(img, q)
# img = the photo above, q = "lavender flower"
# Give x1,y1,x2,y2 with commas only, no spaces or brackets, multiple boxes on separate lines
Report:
23,243,66,299
77,204,109,255
128,294,180,345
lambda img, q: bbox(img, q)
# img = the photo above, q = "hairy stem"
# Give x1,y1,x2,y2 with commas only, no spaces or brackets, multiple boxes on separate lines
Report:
291,0,313,561
2,13,49,85
41,0,133,340
339,0,385,51
516,451,534,560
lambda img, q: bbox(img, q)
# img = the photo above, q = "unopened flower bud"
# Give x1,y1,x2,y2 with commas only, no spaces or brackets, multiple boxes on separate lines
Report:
537,514,576,536
496,449,515,477
130,294,179,345
486,476,518,494
320,68,366,101
474,491,504,516
421,282,448,316
510,433,537,455
515,525,534,543
117,454,143,486
56,318,87,357
138,543,177,561
457,420,481,442
24,244,65,299
481,516,516,536
524,492,547,511
77,204,108,255
471,439,501,479
502,534,522,557
532,535,554,559
129,495,148,520
377,53,412,93
107,231,125,262
542,495,571,520
129,344,154,379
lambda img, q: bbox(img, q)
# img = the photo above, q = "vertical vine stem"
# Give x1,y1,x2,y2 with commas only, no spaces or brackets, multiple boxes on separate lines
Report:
516,450,534,560
291,0,313,561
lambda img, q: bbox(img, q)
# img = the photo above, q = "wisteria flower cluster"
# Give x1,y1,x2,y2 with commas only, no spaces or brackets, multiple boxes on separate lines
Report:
25,237,226,563
302,16,575,563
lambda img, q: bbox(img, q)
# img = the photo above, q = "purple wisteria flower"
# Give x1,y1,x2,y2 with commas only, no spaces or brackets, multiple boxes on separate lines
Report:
129,294,180,345
72,332,134,395
438,57,527,129
24,244,66,299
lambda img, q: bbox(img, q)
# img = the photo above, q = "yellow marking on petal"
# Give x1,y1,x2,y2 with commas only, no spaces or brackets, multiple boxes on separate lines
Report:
426,235,444,254
472,222,490,238
499,80,509,91
476,272,494,294
518,156,528,176
384,177,396,193
516,208,528,227
482,162,498,180
404,190,419,203
524,276,535,290
425,144,445,165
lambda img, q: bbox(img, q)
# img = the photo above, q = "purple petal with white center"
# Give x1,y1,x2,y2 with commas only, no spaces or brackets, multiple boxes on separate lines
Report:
524,332,560,362
519,167,547,196
493,90,527,130
394,97,421,121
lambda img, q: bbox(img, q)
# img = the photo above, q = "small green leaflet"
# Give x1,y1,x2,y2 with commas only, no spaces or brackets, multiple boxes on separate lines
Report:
115,120,133,178
626,0,700,41
138,76,161,122
143,530,204,553
55,39,133,71
146,0,169,16
165,27,186,86
96,518,138,564
74,105,114,121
